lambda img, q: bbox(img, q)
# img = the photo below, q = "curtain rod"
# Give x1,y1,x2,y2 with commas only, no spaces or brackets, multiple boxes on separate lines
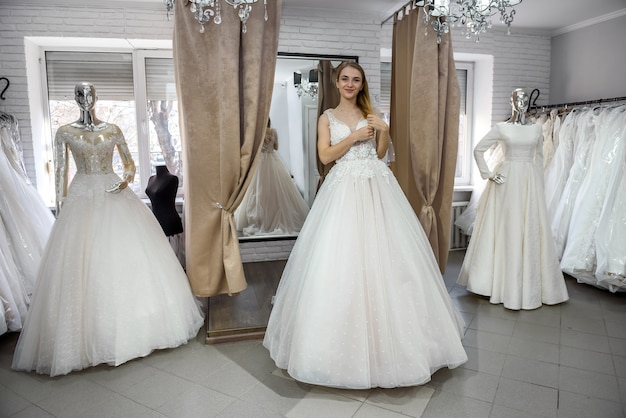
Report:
381,0,419,26
529,95,626,111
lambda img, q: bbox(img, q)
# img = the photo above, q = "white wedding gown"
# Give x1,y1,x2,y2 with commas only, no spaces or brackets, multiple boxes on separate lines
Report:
12,124,204,376
0,117,54,334
263,109,467,389
457,122,569,310
235,129,309,236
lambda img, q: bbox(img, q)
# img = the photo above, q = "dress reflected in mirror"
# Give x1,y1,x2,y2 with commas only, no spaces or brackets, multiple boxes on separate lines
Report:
235,119,310,237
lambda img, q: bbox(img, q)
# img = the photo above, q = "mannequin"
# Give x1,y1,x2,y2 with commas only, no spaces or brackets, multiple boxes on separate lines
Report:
12,82,203,377
145,165,183,236
456,88,569,310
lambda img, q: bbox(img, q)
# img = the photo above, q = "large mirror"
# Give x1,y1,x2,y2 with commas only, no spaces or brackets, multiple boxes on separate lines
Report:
235,53,358,240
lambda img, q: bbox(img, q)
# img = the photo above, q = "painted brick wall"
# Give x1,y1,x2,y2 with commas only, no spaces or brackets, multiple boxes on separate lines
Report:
0,2,551,261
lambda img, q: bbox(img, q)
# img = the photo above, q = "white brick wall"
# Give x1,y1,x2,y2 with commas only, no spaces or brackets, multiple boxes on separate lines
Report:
0,2,552,261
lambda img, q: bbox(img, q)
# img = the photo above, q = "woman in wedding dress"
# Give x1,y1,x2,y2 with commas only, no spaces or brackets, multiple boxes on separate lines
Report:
263,62,467,390
12,82,204,376
0,111,54,333
457,89,569,310
235,119,309,236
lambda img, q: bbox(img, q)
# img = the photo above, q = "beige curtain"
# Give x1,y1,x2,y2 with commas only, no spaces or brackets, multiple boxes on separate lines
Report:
391,6,460,273
173,0,282,296
315,60,340,190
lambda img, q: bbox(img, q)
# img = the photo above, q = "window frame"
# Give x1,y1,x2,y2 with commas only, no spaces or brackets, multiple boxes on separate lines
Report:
36,42,179,201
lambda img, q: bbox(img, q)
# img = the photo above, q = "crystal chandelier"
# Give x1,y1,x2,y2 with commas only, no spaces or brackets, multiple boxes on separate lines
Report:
164,0,268,33
293,70,319,99
420,0,522,43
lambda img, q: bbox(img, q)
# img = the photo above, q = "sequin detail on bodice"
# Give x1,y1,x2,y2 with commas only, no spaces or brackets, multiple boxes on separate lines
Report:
57,126,124,175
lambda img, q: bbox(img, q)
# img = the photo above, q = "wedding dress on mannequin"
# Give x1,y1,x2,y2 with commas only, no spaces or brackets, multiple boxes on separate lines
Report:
12,83,204,376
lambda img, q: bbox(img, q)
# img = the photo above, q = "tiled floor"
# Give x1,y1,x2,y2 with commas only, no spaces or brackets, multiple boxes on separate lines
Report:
1,251,625,418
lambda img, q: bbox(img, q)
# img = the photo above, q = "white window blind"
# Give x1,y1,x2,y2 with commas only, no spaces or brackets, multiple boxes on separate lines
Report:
46,51,134,100
145,57,177,101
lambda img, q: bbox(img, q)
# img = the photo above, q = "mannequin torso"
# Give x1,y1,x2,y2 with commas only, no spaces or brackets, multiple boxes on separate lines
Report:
145,165,183,236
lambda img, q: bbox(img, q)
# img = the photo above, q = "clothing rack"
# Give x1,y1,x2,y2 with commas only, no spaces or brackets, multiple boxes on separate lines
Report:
528,95,626,113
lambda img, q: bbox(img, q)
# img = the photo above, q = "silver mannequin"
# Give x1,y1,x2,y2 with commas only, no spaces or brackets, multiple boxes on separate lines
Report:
490,88,530,185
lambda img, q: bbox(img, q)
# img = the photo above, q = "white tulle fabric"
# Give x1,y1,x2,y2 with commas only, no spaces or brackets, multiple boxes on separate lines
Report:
235,130,309,236
12,129,204,376
263,109,467,389
457,122,569,310
558,106,626,291
0,124,54,334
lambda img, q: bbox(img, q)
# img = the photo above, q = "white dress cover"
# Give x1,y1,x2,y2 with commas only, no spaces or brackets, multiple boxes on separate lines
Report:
457,122,569,310
235,128,310,236
12,124,204,376
0,118,54,334
263,109,467,389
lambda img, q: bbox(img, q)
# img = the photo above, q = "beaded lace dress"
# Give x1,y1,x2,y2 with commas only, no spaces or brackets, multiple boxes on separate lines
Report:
263,109,467,389
12,124,204,376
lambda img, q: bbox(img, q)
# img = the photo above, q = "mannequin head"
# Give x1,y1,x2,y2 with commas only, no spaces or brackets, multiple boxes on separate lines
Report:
510,88,529,114
74,82,97,112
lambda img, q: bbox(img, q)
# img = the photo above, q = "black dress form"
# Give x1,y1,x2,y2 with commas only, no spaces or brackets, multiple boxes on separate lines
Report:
145,165,183,236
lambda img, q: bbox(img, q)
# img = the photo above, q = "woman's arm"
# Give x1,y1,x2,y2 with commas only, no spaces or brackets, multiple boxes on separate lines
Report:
317,113,374,165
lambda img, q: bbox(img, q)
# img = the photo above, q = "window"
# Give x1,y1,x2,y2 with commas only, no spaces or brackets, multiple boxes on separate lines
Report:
378,61,474,186
45,50,181,197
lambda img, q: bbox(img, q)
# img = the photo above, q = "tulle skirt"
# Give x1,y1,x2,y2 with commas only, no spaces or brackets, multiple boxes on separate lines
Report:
263,158,467,389
12,173,204,376
235,150,309,236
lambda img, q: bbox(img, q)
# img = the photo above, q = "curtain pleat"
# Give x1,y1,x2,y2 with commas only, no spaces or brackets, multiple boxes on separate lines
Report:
391,7,460,272
173,0,281,296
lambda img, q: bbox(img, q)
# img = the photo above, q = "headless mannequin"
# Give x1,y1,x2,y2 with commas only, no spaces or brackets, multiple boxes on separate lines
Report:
145,165,183,236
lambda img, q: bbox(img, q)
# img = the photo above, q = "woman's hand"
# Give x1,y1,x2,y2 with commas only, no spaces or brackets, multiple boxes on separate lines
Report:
367,114,389,133
353,125,375,143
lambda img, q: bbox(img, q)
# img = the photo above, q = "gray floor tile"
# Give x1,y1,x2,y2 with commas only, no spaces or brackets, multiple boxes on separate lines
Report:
507,337,559,363
461,346,506,376
513,322,560,345
558,365,621,402
557,390,625,418
494,377,558,417
559,345,616,375
560,328,611,353
501,355,559,388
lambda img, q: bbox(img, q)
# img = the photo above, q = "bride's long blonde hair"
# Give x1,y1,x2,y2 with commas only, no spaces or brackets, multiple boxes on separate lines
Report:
335,62,375,118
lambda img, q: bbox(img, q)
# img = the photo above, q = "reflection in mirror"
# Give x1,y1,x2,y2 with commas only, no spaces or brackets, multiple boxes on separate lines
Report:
236,53,358,241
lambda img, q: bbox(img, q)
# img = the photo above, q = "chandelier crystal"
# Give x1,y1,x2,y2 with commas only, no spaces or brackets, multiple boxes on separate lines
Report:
420,0,522,43
293,70,319,99
164,0,268,33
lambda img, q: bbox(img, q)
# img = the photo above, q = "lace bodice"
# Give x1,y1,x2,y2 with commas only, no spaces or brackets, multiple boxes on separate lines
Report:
325,109,378,163
262,128,278,153
54,123,136,204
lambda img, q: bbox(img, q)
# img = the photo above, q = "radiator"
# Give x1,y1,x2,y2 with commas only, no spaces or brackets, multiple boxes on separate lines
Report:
449,201,470,250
